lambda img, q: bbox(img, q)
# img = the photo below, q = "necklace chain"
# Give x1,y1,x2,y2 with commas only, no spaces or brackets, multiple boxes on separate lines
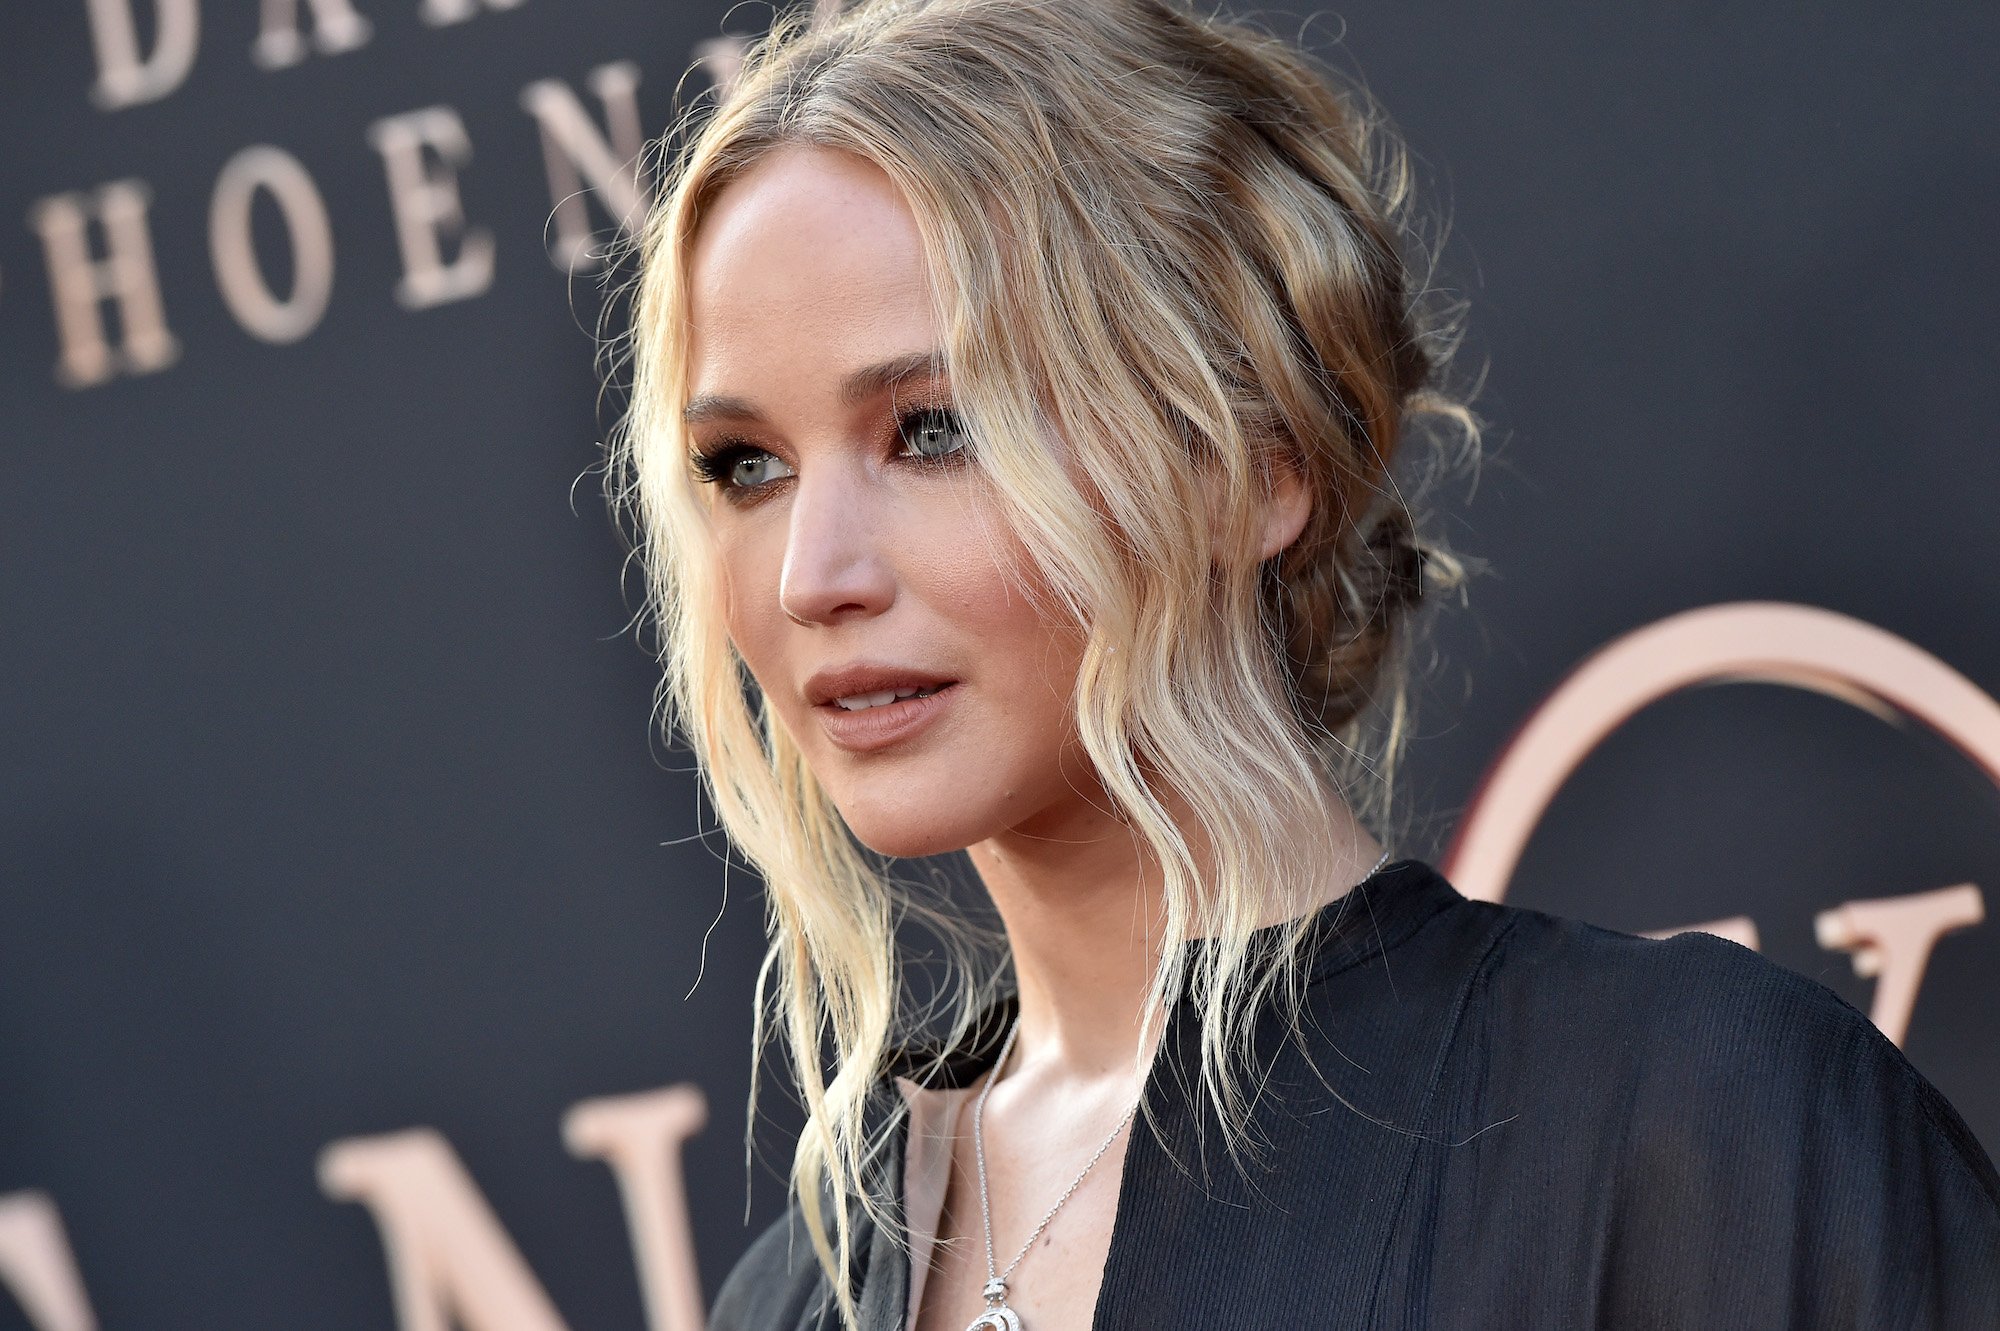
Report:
970,1017,1138,1295
965,847,1393,1323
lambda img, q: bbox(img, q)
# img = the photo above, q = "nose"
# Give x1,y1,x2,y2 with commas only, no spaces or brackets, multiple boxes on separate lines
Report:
777,460,895,626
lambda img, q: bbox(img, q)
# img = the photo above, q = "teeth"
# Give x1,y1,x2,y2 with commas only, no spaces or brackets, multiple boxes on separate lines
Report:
835,690,897,711
832,683,945,711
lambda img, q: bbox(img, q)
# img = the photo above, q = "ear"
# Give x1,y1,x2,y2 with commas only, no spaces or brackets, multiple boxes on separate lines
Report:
1255,450,1313,562
1203,449,1314,565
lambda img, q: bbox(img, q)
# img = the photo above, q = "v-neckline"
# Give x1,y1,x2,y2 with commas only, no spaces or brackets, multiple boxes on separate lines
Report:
862,860,1456,1330
869,1065,1143,1331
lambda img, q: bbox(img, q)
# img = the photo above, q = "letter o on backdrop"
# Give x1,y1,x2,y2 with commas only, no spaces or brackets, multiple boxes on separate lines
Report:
1445,602,2000,902
208,144,335,345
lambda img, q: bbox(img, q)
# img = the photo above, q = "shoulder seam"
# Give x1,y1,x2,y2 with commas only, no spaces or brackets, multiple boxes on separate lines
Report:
1354,908,1522,1324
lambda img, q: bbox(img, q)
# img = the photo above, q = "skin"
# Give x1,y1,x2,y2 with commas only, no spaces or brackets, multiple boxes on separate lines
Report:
685,144,1383,1331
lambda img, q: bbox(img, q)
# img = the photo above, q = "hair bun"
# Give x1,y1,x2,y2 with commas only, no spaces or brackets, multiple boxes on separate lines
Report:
1261,500,1425,736
1357,504,1426,612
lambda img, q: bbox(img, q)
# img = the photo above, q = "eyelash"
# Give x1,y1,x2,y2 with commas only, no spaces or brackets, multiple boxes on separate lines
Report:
689,404,970,499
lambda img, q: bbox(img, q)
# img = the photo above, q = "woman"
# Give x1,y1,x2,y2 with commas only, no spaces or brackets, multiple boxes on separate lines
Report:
609,0,2000,1327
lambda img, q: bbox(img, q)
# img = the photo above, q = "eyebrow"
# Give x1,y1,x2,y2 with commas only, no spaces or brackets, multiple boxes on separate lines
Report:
682,349,949,425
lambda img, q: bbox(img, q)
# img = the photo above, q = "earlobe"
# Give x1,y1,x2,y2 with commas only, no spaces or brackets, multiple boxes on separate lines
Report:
1256,453,1313,562
1202,450,1315,566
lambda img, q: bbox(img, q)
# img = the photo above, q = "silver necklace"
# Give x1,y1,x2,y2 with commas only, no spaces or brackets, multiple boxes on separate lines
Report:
961,847,1393,1330
963,1016,1138,1331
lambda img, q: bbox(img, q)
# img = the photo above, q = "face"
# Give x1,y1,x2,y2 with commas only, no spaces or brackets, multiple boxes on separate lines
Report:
683,145,1098,859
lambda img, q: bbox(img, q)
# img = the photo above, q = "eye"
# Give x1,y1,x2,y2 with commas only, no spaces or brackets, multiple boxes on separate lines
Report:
896,405,969,462
689,442,796,495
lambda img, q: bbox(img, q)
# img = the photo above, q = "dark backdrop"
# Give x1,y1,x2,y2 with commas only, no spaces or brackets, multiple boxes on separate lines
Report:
2,1,1995,1326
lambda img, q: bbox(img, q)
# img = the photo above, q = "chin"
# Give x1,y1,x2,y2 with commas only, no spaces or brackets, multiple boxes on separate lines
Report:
830,787,990,860
841,812,983,861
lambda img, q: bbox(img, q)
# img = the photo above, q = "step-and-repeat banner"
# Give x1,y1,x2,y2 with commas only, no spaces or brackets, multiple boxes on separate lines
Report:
3,2,1995,1326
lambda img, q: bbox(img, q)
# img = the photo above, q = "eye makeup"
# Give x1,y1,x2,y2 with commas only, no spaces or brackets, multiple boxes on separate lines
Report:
893,402,970,462
688,400,971,503
687,441,793,491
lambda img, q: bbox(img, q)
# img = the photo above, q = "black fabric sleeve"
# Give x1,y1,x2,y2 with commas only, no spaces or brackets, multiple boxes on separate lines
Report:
708,1204,830,1331
1601,932,2000,1329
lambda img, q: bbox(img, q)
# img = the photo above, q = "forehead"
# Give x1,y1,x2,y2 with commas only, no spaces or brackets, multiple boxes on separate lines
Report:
686,146,938,390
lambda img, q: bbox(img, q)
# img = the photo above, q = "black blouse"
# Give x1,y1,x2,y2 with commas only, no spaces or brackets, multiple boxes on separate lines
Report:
710,859,2000,1329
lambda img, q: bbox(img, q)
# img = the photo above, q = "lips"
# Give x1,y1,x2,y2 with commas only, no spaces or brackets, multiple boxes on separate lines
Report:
803,663,958,709
803,663,962,754
829,682,950,711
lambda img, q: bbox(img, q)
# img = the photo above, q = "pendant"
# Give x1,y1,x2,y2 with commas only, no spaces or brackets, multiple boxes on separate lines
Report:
964,1279,1023,1331
965,1305,1022,1331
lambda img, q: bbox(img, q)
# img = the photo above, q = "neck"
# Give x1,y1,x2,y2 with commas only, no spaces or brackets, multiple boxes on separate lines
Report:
965,777,1383,1084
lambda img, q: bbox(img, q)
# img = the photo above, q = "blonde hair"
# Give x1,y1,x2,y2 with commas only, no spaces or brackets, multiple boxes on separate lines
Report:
608,0,1478,1322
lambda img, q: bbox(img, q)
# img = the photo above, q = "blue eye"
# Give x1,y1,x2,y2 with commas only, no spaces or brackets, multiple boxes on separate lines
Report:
690,406,966,500
727,451,796,487
898,406,968,461
690,443,795,493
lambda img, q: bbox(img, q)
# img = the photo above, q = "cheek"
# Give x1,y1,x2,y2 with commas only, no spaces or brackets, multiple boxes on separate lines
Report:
919,506,1084,715
907,491,1035,631
711,521,787,679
